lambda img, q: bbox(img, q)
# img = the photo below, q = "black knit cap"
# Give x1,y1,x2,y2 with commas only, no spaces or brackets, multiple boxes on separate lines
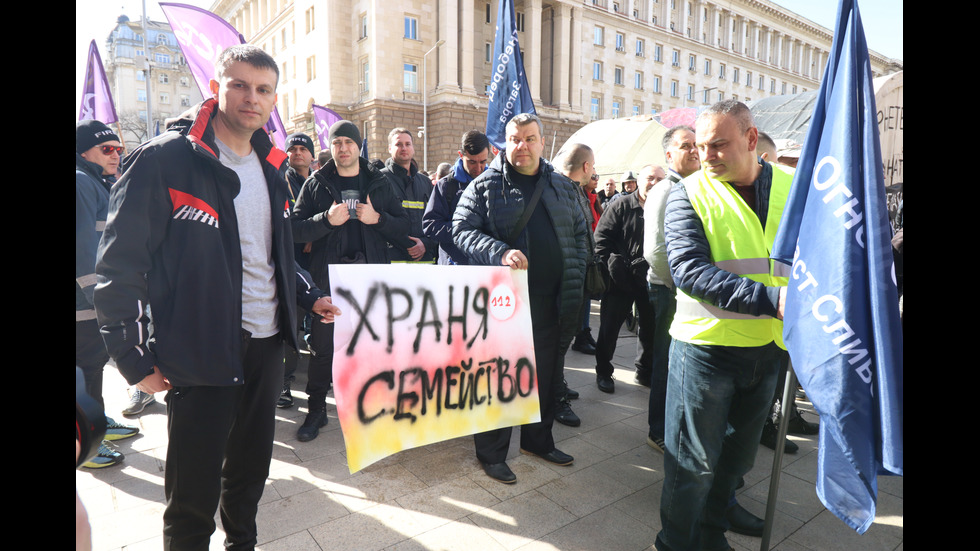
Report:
76,120,120,154
285,132,314,155
328,120,361,146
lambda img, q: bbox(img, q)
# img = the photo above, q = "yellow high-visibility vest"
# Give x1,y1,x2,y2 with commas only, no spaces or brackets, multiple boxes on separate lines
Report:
669,165,792,349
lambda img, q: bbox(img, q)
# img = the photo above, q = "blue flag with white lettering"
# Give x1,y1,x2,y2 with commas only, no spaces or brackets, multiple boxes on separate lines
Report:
771,0,902,534
485,0,535,149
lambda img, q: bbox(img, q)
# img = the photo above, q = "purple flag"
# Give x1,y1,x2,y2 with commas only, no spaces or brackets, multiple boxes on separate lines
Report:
79,40,118,124
160,2,287,150
312,104,342,150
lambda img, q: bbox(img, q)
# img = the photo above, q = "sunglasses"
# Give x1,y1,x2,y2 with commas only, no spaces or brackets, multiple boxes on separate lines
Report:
101,145,125,155
590,173,599,181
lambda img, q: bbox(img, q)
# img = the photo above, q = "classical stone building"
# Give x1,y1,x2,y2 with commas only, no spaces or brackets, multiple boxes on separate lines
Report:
103,15,204,148
209,0,900,170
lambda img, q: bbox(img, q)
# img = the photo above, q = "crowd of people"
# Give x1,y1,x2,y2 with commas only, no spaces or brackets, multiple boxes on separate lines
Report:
77,43,824,551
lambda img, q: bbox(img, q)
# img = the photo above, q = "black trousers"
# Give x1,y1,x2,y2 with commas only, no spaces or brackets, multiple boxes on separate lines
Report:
162,333,283,551
305,317,334,410
76,319,109,410
474,294,559,464
594,286,656,378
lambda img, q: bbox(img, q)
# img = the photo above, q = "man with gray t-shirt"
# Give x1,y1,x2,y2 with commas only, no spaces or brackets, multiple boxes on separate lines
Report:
95,45,340,550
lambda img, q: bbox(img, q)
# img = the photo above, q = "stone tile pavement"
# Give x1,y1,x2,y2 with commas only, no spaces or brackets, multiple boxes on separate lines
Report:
76,305,903,550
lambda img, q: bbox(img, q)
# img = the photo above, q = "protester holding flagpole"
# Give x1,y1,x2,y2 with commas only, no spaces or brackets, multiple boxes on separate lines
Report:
655,100,792,551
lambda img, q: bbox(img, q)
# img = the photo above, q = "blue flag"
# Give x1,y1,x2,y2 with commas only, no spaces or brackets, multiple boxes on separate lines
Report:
771,0,903,534
485,0,535,149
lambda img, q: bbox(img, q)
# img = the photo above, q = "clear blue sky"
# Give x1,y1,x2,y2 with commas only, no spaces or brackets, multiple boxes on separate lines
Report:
75,0,903,115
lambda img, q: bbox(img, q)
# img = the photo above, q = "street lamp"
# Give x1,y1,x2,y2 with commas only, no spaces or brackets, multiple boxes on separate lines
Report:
422,39,445,173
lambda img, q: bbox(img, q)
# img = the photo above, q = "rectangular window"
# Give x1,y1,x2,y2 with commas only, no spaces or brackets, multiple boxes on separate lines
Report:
403,62,418,93
593,61,602,81
155,53,170,64
516,12,525,32
361,60,369,92
670,80,678,97
404,16,418,40
485,42,492,63
486,2,491,23
704,59,711,75
136,71,146,82
732,67,739,84
703,89,710,103
305,7,315,34
654,44,662,62
672,49,680,67
689,54,696,70
612,101,621,118
746,70,752,86
614,67,624,85
180,95,190,107
653,75,661,94
158,73,169,84
770,78,776,93
594,26,604,46
591,97,601,120
687,85,694,100
615,32,625,51
633,104,640,116
159,92,170,104
307,55,316,82
634,71,643,90
719,63,726,79
636,39,645,57
360,14,368,39
137,89,146,102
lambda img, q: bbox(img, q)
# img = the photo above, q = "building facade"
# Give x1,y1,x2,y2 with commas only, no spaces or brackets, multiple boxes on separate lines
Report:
104,15,205,148
208,0,899,170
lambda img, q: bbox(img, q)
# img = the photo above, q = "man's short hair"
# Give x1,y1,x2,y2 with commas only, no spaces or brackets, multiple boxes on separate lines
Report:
756,131,778,159
506,113,544,136
317,150,332,166
388,127,413,145
559,143,593,175
697,99,754,132
435,162,453,179
662,125,695,152
214,44,279,86
460,130,490,155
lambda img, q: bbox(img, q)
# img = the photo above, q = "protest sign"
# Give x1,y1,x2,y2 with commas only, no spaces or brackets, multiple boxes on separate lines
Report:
328,264,540,473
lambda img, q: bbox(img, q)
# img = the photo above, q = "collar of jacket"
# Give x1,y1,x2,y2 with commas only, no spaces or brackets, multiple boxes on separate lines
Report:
384,157,419,179
486,149,555,186
178,98,287,170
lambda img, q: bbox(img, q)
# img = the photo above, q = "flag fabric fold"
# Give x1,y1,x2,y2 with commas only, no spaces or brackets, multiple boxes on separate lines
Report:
770,0,903,535
485,0,535,149
160,2,287,150
79,40,118,124
312,104,342,150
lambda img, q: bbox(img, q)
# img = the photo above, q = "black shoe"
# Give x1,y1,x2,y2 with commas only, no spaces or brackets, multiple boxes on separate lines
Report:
583,329,597,347
786,410,819,435
564,379,579,400
481,461,516,483
634,370,651,387
297,408,328,442
736,476,745,490
520,447,574,466
571,338,596,355
625,311,637,333
596,375,615,393
726,503,764,537
554,398,581,427
760,421,798,454
277,381,293,409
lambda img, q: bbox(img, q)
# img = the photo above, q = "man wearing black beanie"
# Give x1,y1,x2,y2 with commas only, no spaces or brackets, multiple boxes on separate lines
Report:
290,119,414,441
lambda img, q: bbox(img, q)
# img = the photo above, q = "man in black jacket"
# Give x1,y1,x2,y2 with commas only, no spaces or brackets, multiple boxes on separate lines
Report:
593,165,666,394
291,120,414,442
381,127,437,263
95,45,339,550
422,130,490,265
453,114,587,484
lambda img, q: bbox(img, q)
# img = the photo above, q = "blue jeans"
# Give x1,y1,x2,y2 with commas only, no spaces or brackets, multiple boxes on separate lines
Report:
645,284,676,439
656,340,781,551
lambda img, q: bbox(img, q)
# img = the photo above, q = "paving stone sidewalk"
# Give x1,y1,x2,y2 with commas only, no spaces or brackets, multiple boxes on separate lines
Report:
76,306,903,551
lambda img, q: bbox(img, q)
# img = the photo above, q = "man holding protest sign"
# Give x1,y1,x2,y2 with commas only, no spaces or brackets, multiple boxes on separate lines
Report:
453,113,587,484
291,119,414,442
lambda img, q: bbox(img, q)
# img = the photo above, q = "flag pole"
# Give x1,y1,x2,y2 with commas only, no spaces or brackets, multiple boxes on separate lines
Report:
759,362,798,551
